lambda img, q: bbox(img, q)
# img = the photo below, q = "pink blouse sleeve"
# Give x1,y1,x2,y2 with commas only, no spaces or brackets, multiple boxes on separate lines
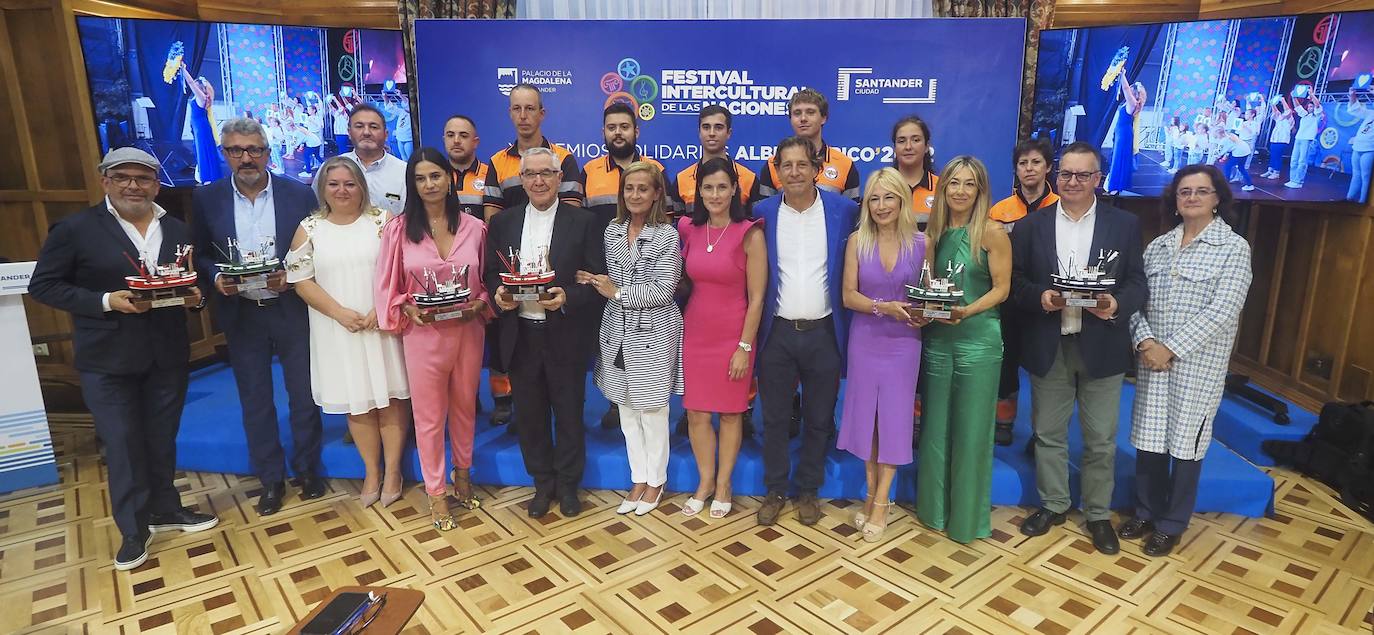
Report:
462,216,496,324
374,216,412,335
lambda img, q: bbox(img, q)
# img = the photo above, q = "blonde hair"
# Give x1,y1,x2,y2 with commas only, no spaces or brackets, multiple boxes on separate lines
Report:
854,167,918,259
313,156,374,217
614,161,670,226
927,156,992,264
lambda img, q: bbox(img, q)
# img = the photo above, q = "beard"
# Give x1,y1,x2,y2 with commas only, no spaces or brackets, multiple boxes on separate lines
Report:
234,167,265,188
606,138,636,160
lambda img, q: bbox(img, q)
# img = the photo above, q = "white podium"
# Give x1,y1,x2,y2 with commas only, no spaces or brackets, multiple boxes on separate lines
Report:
0,262,58,494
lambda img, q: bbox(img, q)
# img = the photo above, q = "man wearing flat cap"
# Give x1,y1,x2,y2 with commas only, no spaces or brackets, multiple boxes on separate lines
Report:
29,147,219,572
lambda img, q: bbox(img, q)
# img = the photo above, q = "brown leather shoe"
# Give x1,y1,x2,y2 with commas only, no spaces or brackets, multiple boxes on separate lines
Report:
797,491,821,526
757,491,785,526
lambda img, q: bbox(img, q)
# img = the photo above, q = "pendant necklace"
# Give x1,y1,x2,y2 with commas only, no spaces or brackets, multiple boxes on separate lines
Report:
705,222,727,253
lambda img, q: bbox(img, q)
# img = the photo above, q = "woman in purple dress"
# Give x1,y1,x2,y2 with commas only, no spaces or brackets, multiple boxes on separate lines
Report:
837,167,929,542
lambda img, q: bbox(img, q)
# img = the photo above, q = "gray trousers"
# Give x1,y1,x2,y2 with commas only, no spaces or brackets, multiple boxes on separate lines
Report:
1028,336,1123,522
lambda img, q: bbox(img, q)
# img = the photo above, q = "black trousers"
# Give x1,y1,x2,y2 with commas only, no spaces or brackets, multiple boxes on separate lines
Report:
224,300,321,486
997,310,1021,401
759,317,842,494
509,320,587,494
1134,449,1203,535
80,366,188,539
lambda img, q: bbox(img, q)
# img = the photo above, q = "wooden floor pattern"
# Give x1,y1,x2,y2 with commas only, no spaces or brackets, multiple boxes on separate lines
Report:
3,426,1373,634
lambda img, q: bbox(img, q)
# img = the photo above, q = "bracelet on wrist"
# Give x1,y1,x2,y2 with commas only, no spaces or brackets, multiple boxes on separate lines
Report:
871,298,883,317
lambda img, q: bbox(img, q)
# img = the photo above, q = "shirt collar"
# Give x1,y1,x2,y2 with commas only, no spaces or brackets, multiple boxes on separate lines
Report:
603,152,642,173
1195,217,1230,245
1056,198,1097,223
909,168,934,192
349,151,393,171
526,199,558,216
451,158,481,178
781,187,823,215
506,136,553,157
231,174,274,201
1017,183,1054,211
104,196,168,222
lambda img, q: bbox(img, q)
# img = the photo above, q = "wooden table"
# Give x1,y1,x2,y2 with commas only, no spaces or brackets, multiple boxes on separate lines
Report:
288,586,424,635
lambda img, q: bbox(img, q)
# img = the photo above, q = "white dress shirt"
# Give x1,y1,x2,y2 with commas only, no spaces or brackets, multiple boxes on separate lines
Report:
1055,198,1097,335
231,178,278,300
340,151,406,216
775,188,831,320
102,196,167,312
517,201,558,320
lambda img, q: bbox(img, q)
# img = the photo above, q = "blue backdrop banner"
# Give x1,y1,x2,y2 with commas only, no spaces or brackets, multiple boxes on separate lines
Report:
414,18,1026,197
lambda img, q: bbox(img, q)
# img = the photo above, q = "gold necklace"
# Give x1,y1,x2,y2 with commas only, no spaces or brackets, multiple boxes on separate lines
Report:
705,222,728,253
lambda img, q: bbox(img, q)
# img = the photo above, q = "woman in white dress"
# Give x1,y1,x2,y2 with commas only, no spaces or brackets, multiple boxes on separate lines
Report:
286,156,411,506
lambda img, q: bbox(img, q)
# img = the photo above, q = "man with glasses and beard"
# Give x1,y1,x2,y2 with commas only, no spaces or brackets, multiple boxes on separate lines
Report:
191,117,326,517
30,148,217,571
579,102,669,429
1008,141,1147,555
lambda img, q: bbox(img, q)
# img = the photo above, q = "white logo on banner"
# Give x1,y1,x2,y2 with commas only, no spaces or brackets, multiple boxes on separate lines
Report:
837,68,873,101
497,67,519,96
497,67,574,95
838,67,940,105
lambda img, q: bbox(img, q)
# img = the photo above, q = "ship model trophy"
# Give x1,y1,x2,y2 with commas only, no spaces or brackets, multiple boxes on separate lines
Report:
213,237,281,294
124,245,199,310
411,264,478,323
496,246,555,304
1050,249,1118,310
905,260,965,320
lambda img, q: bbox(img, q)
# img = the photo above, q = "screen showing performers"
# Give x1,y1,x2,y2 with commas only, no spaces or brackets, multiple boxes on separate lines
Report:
1032,9,1374,204
75,17,415,187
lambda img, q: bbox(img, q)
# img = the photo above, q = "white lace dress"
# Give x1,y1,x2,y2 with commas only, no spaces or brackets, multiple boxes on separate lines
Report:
285,209,410,414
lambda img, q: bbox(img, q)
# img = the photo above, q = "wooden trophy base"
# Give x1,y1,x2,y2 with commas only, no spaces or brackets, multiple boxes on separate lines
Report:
419,302,479,324
221,272,275,294
130,286,199,310
499,286,554,303
906,301,954,320
1050,291,1110,310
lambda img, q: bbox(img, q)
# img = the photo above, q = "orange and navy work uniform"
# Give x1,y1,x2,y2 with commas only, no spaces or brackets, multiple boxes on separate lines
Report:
670,159,764,218
489,137,583,212
909,169,939,229
989,187,1059,234
579,153,668,229
448,158,503,220
758,142,860,202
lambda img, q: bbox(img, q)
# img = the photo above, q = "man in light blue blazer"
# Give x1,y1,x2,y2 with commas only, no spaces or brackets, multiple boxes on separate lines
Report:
190,117,324,517
753,137,859,527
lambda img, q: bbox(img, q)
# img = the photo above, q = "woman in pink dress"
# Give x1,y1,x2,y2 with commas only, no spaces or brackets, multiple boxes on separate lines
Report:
679,158,766,519
376,147,492,531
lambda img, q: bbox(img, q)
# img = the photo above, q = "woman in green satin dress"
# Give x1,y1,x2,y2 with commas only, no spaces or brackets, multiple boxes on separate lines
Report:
916,156,1012,543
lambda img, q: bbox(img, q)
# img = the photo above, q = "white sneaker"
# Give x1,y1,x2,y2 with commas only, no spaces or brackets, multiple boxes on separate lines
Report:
1242,185,1256,191
1284,181,1302,188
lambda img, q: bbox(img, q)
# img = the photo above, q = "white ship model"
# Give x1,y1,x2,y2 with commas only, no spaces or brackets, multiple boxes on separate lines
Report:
1052,249,1118,293
214,237,281,277
412,264,472,309
496,246,555,287
125,245,197,290
906,260,966,303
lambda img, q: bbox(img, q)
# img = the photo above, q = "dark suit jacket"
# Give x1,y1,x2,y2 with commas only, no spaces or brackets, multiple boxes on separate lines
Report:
1009,201,1147,379
28,203,192,374
190,174,317,329
484,202,605,370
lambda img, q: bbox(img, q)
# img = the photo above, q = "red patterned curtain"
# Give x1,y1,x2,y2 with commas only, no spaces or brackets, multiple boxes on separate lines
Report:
397,0,518,141
934,0,1056,141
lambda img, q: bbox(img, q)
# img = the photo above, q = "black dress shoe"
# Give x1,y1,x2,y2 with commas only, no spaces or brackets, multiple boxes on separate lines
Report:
528,491,553,518
299,475,327,500
1019,508,1066,536
491,395,513,426
114,530,153,571
1117,517,1154,540
560,493,582,517
1087,520,1121,555
257,482,286,516
600,406,621,430
1142,531,1180,557
148,508,219,533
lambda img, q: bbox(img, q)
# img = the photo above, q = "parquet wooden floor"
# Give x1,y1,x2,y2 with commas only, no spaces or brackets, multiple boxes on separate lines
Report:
3,425,1372,634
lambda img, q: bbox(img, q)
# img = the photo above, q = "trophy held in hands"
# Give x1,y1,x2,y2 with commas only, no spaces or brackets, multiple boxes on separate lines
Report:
905,259,965,320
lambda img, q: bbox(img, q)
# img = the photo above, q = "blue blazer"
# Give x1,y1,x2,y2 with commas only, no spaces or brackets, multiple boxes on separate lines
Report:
754,188,858,366
190,174,318,328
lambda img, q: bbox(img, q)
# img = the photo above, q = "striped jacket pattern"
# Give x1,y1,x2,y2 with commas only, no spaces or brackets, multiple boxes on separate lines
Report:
594,221,684,410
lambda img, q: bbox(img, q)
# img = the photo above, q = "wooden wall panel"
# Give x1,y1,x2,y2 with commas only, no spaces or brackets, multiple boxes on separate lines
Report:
1053,0,1201,26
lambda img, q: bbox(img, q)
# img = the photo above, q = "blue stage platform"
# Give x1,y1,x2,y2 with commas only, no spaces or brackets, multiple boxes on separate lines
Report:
177,363,1281,518
1210,384,1317,467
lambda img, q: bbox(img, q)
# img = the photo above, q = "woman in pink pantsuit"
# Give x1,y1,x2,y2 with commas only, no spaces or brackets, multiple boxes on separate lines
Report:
376,147,492,531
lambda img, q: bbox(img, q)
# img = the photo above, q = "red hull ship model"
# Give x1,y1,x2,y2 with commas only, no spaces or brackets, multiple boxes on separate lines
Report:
124,245,198,308
496,246,555,294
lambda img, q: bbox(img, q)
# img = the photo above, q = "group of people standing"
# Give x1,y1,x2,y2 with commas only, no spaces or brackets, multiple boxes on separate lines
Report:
30,82,1252,573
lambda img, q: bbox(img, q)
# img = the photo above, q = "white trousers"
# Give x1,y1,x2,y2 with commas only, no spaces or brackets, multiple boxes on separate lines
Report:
619,405,669,487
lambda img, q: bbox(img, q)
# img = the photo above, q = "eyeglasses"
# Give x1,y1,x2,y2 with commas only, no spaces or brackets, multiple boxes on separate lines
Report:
1056,170,1100,183
1177,187,1216,198
107,174,158,188
224,146,268,159
520,169,558,181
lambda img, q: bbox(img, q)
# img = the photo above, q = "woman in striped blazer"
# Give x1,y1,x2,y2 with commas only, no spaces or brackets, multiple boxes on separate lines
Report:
579,162,683,517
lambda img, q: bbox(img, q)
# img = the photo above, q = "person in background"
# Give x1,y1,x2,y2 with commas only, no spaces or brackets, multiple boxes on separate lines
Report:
375,148,492,530
584,162,683,517
1187,124,1207,166
1170,123,1190,173
988,139,1058,446
1105,73,1146,195
1120,164,1251,557
892,116,939,228
1262,97,1294,180
1217,129,1256,192
837,167,927,542
1236,108,1262,176
286,156,411,513
678,158,766,519
758,88,861,202
339,103,407,216
1285,92,1323,189
1346,87,1374,204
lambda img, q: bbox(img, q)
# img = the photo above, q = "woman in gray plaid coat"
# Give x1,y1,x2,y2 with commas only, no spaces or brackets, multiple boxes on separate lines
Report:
1119,165,1252,557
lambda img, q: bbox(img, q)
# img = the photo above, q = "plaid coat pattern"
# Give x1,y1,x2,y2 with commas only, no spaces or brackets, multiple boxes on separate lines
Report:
1129,218,1252,460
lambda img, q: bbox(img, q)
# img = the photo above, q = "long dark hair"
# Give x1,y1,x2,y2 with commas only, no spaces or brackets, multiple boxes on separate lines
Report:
1162,164,1233,228
402,147,461,244
690,157,747,225
891,115,936,175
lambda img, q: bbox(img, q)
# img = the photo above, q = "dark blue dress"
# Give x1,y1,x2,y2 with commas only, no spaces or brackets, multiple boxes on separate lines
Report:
1106,103,1134,192
189,99,222,183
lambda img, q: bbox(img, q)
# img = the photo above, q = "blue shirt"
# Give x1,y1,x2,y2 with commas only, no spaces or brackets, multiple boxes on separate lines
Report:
232,177,278,300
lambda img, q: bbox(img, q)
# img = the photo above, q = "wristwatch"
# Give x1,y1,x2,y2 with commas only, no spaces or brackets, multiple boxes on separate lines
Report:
737,341,752,352
614,289,623,302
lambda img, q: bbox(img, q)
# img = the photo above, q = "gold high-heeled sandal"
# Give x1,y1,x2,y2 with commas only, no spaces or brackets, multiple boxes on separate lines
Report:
451,467,481,510
862,501,893,543
429,494,456,531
